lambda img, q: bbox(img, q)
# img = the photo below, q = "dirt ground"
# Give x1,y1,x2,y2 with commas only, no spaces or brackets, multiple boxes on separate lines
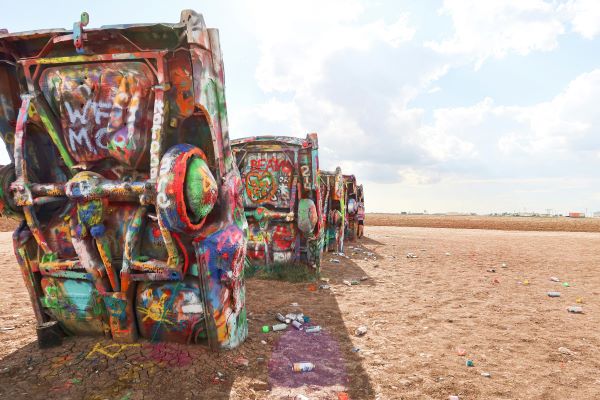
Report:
367,213,600,232
1,224,600,399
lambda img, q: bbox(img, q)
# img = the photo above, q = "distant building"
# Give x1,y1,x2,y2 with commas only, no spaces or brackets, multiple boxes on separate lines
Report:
568,212,585,218
593,212,600,218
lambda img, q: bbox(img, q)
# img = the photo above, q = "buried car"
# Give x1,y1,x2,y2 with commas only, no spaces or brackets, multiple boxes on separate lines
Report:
0,10,248,349
344,174,359,241
231,134,323,276
320,167,346,253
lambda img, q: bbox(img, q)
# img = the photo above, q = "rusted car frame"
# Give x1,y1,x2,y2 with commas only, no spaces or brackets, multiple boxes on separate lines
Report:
319,167,345,253
0,10,247,349
231,134,322,275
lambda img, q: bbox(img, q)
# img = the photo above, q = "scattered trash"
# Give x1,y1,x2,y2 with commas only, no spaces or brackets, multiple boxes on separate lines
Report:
492,278,500,284
550,277,560,282
276,313,290,324
343,280,352,286
466,360,474,367
558,347,576,356
350,280,360,285
272,323,288,331
567,306,583,314
547,292,561,297
351,347,361,353
303,316,310,323
292,362,315,372
360,276,369,281
563,282,570,287
286,313,297,321
449,396,460,400
355,326,368,336
445,252,451,256
261,325,269,333
307,283,318,292
523,279,530,286
481,372,491,378
319,284,331,290
576,297,583,304
320,277,330,283
292,320,303,330
291,302,299,307
256,357,265,363
305,326,321,333
330,259,340,264
456,347,466,356
296,313,305,323
338,392,349,400
0,327,16,332
486,269,496,273
501,263,507,268
295,395,310,400
260,340,267,345
407,253,418,258
234,357,249,367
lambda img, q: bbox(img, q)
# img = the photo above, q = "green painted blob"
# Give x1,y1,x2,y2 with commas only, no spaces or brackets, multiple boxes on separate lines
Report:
185,156,217,223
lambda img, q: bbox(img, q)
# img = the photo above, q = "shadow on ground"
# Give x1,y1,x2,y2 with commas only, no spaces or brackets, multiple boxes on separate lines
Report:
0,237,378,400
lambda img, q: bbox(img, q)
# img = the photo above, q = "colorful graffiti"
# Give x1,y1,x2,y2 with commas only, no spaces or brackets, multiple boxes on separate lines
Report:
0,10,247,349
320,167,346,253
232,134,323,275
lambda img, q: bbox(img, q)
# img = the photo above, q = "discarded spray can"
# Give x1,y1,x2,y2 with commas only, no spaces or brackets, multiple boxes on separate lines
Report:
272,323,288,331
286,313,298,321
276,313,290,324
360,276,369,281
343,280,352,286
547,292,561,297
319,285,331,290
303,316,310,323
567,306,583,314
292,362,315,372
563,282,570,287
292,320,303,330
305,326,321,333
296,313,305,323
350,280,360,285
550,277,560,282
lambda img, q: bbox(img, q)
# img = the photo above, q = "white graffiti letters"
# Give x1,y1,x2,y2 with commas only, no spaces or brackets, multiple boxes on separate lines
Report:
65,99,112,154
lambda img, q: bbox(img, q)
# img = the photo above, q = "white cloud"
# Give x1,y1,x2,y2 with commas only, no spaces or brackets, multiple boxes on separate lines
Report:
561,0,600,39
427,0,565,68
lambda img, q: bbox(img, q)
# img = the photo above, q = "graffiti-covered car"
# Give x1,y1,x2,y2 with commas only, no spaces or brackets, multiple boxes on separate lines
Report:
344,174,358,241
231,134,322,275
319,167,345,253
0,10,248,349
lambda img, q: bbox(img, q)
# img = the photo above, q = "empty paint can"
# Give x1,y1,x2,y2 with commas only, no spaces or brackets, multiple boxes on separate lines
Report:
292,320,303,330
305,326,321,333
292,362,314,372
272,323,288,331
296,313,305,323
276,313,290,324
567,306,583,314
547,292,561,297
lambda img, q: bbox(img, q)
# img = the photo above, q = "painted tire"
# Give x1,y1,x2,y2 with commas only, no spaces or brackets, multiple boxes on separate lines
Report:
156,144,218,233
297,198,318,234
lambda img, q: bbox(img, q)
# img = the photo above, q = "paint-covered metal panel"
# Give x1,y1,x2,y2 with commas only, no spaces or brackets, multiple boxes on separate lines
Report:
320,167,346,253
231,134,323,276
0,10,247,350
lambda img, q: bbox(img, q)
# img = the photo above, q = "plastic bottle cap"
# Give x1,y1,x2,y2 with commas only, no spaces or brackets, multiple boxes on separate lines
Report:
262,325,269,333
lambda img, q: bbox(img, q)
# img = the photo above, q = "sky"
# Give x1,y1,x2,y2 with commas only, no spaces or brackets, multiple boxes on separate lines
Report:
2,0,600,214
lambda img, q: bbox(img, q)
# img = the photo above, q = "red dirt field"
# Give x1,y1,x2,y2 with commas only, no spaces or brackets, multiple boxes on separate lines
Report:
366,213,600,232
1,224,599,399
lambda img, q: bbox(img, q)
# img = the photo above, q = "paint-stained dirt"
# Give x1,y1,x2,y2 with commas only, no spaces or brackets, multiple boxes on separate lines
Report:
2,226,600,399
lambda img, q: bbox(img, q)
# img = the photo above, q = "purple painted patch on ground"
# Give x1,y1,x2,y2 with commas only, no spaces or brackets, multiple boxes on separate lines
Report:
268,327,347,388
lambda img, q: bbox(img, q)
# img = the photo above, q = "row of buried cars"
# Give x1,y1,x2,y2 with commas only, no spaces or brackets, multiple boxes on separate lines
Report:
0,10,363,349
231,134,365,276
